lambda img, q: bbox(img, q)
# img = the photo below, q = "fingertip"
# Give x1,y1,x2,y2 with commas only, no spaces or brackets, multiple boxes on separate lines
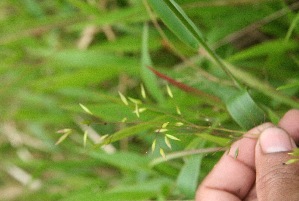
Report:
257,127,295,154
279,109,299,142
197,155,255,200
255,125,299,200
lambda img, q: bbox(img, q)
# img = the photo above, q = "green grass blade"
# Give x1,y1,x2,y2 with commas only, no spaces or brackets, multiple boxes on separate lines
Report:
285,12,299,41
226,64,299,109
147,0,202,49
277,80,299,90
148,0,240,87
176,154,203,198
228,39,298,62
226,90,266,130
141,23,164,103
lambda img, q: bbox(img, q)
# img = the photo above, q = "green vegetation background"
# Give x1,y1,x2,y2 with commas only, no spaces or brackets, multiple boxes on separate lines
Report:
0,0,298,200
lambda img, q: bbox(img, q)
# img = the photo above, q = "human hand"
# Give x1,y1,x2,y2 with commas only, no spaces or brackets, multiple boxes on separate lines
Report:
196,109,299,201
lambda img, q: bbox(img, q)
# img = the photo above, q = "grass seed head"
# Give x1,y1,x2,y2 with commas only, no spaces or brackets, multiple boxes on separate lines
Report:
151,139,156,153
128,97,142,105
141,84,147,99
121,117,128,123
164,136,172,149
83,131,88,148
176,105,181,115
160,148,166,158
55,133,71,145
118,91,129,106
162,122,170,128
133,103,140,118
166,84,173,98
284,159,299,165
165,134,180,141
138,108,147,113
155,128,168,133
175,122,184,127
79,103,93,115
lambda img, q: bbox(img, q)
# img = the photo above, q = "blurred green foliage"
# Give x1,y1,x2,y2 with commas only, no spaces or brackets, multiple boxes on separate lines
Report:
0,0,299,200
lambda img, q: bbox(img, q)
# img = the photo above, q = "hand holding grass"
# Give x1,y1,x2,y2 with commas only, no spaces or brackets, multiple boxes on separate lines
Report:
197,109,299,201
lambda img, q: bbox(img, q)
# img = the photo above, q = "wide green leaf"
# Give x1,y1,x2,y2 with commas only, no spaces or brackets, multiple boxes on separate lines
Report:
176,154,203,198
226,90,266,130
176,139,205,198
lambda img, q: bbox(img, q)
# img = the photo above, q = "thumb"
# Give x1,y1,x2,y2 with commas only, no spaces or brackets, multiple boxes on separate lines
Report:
255,127,299,201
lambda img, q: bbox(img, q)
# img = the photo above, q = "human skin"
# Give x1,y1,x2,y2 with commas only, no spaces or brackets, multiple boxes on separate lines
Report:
196,109,299,201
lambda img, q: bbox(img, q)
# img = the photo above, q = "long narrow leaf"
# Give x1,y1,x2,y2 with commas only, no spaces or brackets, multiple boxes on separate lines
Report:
147,0,203,49
176,141,205,198
141,23,164,103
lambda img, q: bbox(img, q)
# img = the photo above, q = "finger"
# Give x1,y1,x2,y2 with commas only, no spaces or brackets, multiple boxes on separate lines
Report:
255,127,299,201
243,110,299,201
244,184,257,201
279,109,299,141
196,123,273,201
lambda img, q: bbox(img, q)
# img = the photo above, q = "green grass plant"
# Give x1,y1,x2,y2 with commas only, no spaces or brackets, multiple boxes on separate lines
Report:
0,0,298,200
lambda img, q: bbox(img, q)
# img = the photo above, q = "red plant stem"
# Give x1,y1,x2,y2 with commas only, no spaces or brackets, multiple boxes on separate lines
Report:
147,66,221,104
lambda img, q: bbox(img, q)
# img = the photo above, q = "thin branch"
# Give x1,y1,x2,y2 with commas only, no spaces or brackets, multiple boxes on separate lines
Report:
77,25,99,50
150,147,225,167
147,66,222,105
74,116,116,154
